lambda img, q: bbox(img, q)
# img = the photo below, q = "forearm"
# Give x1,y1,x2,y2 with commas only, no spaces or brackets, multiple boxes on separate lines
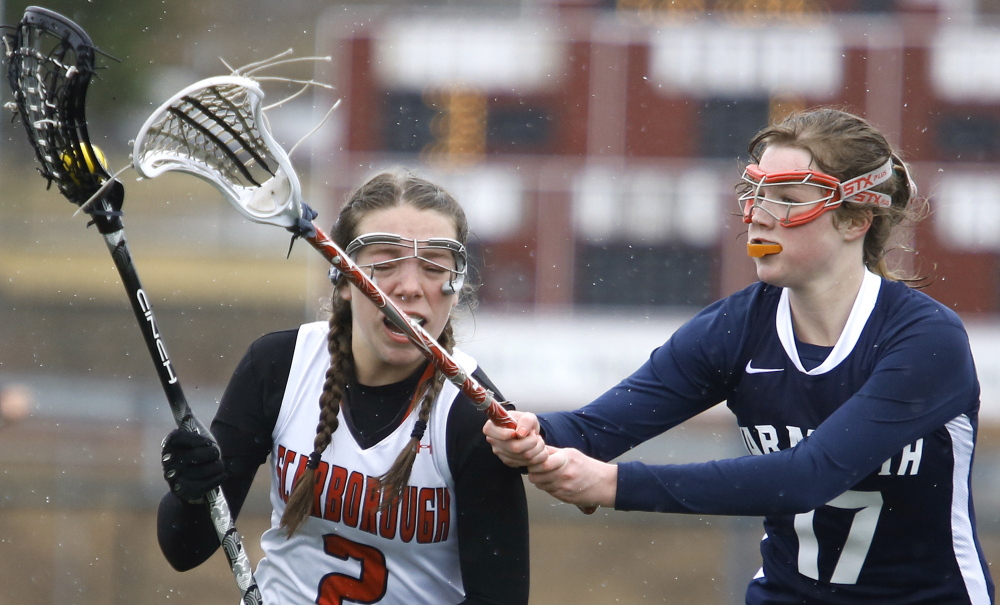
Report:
157,421,264,570
157,492,223,570
540,361,721,461
453,412,530,603
615,450,847,516
455,471,531,605
614,392,963,516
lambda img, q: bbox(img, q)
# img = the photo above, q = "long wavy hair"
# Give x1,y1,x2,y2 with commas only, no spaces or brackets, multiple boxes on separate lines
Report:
281,170,472,536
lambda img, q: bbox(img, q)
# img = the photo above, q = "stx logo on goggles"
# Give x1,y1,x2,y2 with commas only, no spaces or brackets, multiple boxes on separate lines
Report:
841,161,892,201
851,189,892,208
740,158,894,228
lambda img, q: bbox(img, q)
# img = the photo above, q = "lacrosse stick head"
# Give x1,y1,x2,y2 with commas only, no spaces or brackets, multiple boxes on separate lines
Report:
4,6,113,206
133,75,304,229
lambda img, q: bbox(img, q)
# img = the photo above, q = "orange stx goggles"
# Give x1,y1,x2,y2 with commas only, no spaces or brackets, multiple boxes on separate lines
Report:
739,159,894,228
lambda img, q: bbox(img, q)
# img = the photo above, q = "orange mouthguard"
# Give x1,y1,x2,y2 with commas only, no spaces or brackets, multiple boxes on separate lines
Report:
747,242,782,257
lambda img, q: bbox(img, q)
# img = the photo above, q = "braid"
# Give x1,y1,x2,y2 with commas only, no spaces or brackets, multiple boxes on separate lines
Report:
312,168,475,512
377,321,455,507
281,296,354,536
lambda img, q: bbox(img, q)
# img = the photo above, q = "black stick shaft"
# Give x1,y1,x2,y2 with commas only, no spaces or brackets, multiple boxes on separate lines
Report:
97,212,263,605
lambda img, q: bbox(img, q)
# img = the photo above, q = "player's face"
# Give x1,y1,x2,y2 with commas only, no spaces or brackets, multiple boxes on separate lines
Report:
746,145,855,288
341,205,460,386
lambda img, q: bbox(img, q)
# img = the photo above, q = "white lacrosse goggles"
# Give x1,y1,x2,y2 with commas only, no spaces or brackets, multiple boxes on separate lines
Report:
739,159,894,228
329,232,468,294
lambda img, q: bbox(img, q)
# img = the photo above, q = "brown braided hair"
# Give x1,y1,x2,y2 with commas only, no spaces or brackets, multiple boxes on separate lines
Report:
746,107,928,282
280,170,472,536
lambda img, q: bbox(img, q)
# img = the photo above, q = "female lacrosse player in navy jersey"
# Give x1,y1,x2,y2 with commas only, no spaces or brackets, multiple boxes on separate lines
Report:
157,171,529,604
485,108,994,604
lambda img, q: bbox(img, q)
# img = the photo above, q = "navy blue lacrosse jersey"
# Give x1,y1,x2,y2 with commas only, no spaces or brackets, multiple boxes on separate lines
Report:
541,271,994,604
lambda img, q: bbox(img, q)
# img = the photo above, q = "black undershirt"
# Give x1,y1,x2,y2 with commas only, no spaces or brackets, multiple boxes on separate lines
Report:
796,338,834,372
342,368,424,449
156,329,529,605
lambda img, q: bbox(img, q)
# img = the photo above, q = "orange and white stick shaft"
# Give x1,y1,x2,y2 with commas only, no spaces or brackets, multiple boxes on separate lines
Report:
305,224,516,429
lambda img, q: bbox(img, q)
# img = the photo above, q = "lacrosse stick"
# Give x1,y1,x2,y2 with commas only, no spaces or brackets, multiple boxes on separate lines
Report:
132,75,518,430
2,7,263,602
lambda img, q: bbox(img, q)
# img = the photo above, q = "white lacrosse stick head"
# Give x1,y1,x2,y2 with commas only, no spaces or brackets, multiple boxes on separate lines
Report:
132,75,303,229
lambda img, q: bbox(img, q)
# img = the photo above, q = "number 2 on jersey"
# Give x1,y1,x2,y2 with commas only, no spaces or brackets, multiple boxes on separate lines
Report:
317,534,389,604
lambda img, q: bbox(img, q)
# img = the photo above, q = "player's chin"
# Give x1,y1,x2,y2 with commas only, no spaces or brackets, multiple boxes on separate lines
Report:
754,264,788,287
379,344,426,369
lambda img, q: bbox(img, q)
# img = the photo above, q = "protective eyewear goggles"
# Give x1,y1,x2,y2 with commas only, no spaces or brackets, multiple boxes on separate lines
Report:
739,159,893,227
328,232,468,294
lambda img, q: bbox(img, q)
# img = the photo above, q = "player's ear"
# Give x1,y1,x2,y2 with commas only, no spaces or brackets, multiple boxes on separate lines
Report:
838,208,872,242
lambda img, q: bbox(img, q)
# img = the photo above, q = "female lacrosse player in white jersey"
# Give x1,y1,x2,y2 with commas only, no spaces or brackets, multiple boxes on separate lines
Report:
485,108,994,604
158,171,529,604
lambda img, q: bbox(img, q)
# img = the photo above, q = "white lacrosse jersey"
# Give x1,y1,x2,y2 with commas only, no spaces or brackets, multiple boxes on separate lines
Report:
255,321,468,605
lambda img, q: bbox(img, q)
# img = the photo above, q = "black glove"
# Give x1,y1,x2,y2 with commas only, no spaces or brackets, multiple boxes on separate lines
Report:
161,428,225,504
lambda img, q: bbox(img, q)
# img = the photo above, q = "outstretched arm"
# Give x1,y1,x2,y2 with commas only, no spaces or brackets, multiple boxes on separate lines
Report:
616,321,980,516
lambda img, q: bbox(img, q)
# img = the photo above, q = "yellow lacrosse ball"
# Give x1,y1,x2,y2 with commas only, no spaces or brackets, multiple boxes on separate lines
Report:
61,145,108,175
